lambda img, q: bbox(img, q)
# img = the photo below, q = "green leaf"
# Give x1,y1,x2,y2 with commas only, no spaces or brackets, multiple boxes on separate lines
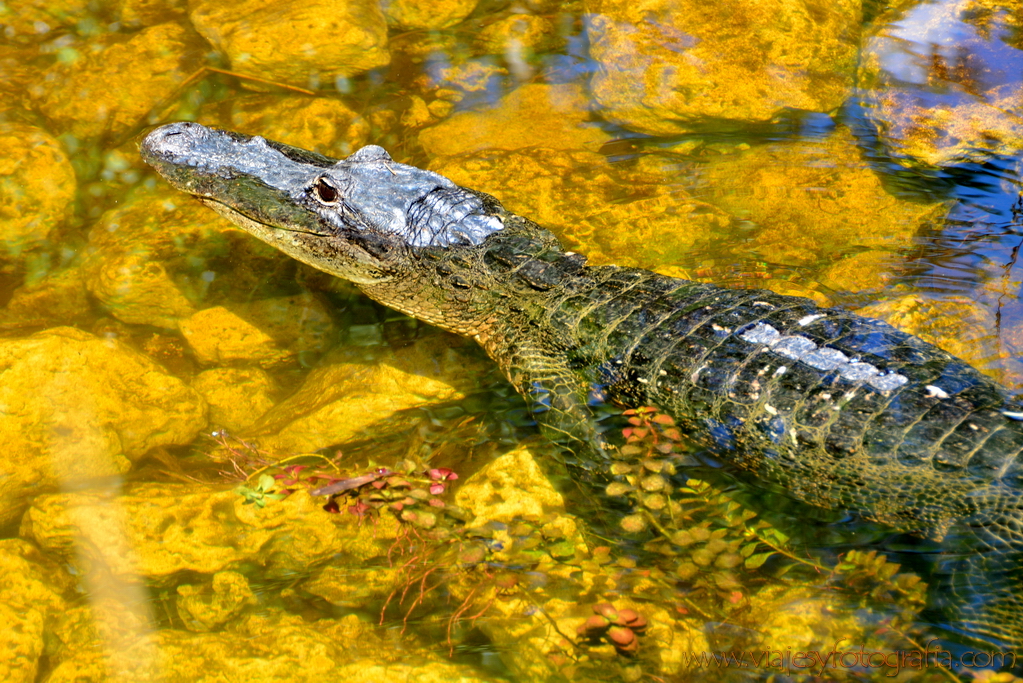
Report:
257,474,276,491
745,552,774,569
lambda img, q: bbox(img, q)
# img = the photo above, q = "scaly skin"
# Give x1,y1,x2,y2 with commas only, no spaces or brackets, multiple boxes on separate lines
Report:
142,122,1023,650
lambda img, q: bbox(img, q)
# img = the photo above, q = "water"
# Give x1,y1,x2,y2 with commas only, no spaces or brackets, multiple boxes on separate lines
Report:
1,0,1021,681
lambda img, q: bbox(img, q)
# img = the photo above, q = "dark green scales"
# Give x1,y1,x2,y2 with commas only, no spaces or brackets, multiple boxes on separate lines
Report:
142,122,1023,651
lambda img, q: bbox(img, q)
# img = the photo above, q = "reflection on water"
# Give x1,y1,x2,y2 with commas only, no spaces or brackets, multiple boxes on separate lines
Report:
0,0,1022,680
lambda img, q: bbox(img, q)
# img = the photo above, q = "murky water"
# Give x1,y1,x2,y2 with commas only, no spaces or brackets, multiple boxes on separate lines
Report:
1,0,1022,681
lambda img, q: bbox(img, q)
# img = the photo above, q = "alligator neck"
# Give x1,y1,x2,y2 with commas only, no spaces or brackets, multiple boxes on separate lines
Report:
358,212,586,371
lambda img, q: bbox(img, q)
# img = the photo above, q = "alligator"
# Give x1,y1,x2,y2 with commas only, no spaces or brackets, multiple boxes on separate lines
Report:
142,121,1023,652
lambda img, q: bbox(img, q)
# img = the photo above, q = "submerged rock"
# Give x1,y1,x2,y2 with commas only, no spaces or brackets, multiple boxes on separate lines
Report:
178,306,293,367
206,94,371,159
586,0,862,135
688,127,948,269
191,367,277,432
30,23,201,141
419,83,610,157
190,0,390,89
84,187,294,329
0,327,205,527
46,607,502,683
175,571,257,632
20,485,387,582
430,148,730,270
381,0,477,29
236,334,490,457
0,267,92,330
856,292,1023,387
859,0,1023,167
0,122,76,270
0,539,74,683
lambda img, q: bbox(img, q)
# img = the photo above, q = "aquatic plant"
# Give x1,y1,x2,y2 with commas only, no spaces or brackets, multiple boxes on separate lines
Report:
576,603,648,655
234,473,287,508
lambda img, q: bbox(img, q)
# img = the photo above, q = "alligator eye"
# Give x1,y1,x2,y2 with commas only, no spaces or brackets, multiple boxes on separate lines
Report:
312,177,340,204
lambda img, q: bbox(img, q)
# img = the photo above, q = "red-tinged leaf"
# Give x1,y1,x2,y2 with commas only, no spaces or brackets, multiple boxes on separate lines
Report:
429,483,445,495
627,417,643,426
622,409,638,416
662,428,682,441
428,498,445,507
323,500,340,514
631,428,649,439
371,480,387,489
728,591,743,604
652,414,675,425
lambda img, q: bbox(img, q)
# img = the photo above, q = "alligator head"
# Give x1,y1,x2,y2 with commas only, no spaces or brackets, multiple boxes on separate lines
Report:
140,122,507,287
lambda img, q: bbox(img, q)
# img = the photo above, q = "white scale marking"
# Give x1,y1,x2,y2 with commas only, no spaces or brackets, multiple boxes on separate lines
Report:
737,322,908,392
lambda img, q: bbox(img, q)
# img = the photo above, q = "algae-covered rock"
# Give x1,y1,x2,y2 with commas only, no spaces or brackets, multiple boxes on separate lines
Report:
474,13,562,56
0,539,74,683
47,608,503,683
0,0,95,44
116,0,187,28
208,94,371,159
191,367,277,432
586,0,862,135
238,335,490,457
382,0,477,29
0,122,76,268
84,186,290,328
176,571,257,631
419,83,610,156
0,266,92,330
21,485,393,582
855,292,1023,387
30,23,201,141
690,127,948,267
859,0,1023,167
430,148,730,269
455,444,568,525
0,327,205,528
190,0,390,89
302,565,401,609
179,306,292,367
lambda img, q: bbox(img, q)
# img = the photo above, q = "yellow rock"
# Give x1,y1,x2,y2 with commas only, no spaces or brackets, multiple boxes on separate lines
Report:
859,0,1023,166
190,0,390,88
420,83,610,157
84,186,285,329
382,0,477,29
31,23,200,140
0,327,205,527
211,94,372,158
176,571,257,631
21,485,391,582
455,444,566,525
475,14,561,55
240,335,489,456
191,367,276,432
46,607,504,683
179,306,290,367
0,0,96,44
0,539,73,683
0,122,76,268
430,148,727,270
693,127,948,268
0,266,91,329
587,0,861,135
88,252,198,328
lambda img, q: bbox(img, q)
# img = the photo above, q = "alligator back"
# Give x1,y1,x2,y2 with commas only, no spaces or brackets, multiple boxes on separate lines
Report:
517,263,1023,646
